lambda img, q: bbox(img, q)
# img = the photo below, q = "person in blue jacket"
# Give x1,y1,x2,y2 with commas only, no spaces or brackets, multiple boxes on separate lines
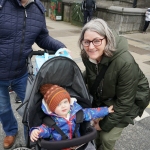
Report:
30,84,114,144
81,0,96,25
0,0,66,148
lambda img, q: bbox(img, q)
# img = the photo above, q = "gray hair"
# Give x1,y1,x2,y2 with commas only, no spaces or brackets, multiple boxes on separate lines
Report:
79,18,116,58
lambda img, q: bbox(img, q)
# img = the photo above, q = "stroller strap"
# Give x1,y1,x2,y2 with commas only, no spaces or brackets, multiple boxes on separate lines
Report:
73,109,83,138
43,109,84,140
43,116,68,140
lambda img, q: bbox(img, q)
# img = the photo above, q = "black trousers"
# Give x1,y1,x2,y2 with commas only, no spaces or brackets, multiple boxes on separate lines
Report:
143,21,150,32
83,10,93,25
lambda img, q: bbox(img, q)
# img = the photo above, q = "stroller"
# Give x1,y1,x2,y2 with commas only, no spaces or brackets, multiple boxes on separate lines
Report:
17,50,97,150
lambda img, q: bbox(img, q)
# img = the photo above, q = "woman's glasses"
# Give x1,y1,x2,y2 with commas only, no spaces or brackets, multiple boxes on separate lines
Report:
82,38,105,47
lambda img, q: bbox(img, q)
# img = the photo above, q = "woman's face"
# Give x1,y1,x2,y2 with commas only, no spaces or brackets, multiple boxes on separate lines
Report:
82,30,106,62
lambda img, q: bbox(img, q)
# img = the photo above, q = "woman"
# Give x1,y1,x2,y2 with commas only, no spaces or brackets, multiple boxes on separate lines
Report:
78,18,150,150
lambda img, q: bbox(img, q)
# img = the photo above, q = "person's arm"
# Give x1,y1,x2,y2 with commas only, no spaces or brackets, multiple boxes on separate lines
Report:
145,11,149,17
30,124,52,140
99,62,138,132
35,18,66,51
146,11,150,19
82,106,114,121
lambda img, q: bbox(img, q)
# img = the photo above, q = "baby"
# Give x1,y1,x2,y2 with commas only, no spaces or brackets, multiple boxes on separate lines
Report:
30,84,114,142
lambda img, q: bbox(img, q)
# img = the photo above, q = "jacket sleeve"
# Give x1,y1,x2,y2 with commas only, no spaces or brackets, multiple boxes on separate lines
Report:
35,17,66,51
30,124,52,139
83,107,109,121
145,11,150,18
145,11,148,17
99,61,139,132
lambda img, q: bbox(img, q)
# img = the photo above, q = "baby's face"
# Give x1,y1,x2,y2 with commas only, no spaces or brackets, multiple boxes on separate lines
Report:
54,98,70,118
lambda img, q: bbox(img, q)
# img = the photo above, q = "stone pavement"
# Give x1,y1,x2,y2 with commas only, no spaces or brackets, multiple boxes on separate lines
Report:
0,17,150,150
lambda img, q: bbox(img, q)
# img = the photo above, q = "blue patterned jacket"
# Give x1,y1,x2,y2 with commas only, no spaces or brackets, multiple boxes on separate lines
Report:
0,0,65,80
30,98,109,141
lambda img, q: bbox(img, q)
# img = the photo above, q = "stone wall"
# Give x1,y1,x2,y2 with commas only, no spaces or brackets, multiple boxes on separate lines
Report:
62,0,149,33
40,0,150,33
97,6,146,33
96,0,150,8
96,0,133,7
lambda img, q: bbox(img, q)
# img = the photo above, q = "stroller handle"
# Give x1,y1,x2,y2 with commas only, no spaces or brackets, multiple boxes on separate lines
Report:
28,50,55,59
40,126,97,150
27,50,55,75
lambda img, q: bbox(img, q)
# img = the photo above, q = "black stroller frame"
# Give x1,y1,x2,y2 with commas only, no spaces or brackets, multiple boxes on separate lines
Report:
17,51,97,150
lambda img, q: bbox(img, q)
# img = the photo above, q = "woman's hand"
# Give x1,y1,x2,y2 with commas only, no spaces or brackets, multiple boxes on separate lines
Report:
93,119,102,131
30,129,40,142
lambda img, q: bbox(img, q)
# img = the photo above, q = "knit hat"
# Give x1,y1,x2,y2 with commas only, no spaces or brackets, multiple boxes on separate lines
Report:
40,84,70,112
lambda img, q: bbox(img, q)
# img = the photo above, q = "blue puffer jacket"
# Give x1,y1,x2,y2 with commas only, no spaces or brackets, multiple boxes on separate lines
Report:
0,0,65,80
30,98,109,141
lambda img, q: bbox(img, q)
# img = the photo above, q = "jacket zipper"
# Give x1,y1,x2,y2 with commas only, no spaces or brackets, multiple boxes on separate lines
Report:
95,64,99,75
100,79,104,96
55,115,73,139
68,120,72,139
62,117,73,139
25,9,27,17
96,64,103,96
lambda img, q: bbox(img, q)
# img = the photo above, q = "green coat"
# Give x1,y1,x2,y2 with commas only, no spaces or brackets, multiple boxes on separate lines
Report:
82,32,150,132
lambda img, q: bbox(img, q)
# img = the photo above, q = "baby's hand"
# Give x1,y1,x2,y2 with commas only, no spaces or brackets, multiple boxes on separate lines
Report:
108,105,114,113
30,129,40,142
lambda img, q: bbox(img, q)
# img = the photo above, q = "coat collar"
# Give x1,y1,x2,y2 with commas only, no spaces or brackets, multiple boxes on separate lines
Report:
89,56,110,66
0,0,5,8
